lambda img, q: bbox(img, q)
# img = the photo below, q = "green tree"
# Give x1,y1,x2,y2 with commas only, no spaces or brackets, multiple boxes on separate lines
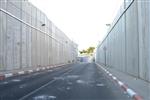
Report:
79,47,95,55
87,47,95,54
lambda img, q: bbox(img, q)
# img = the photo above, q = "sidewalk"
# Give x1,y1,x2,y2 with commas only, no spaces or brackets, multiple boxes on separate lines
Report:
101,65,150,100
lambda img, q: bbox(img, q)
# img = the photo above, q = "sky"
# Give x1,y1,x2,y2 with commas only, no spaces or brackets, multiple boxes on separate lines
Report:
29,0,124,50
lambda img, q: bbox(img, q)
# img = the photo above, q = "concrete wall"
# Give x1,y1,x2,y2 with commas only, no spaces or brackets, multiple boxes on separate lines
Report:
96,0,150,82
0,0,78,71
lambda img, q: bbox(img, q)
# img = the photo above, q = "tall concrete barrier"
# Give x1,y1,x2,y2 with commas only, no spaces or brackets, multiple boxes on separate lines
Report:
96,0,150,82
0,0,78,72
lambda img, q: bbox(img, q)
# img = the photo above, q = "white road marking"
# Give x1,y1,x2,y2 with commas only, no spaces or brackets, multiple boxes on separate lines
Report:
54,77,65,80
33,95,56,100
28,70,33,73
76,80,87,84
42,67,45,70
19,84,27,89
67,75,79,79
18,71,25,75
96,83,105,87
67,82,73,85
5,73,13,78
36,68,40,71
66,87,71,90
12,79,21,82
48,70,53,72
0,81,9,85
19,68,73,100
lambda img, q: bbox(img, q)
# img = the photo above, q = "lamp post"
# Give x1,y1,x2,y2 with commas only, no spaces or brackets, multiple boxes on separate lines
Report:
106,24,111,27
41,23,46,26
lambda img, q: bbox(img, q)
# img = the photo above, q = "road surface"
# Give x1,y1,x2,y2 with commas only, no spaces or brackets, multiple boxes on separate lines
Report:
0,63,131,100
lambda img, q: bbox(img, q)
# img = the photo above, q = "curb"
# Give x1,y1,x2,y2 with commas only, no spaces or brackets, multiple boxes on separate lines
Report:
0,63,68,81
96,63,143,100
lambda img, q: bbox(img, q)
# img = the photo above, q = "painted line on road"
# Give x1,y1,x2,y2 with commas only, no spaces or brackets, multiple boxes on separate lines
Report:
36,68,40,71
5,73,13,78
19,68,73,100
18,71,25,75
42,67,45,70
96,63,143,100
19,80,56,100
46,67,50,69
28,70,33,73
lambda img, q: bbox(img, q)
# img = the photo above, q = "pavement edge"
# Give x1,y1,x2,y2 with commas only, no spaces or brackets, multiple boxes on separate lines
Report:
0,63,69,81
96,63,143,100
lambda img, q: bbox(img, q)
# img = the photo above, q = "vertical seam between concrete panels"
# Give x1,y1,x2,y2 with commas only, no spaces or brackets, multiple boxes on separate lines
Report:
136,1,140,78
0,10,1,70
20,3,22,69
12,12,15,70
3,4,5,70
124,0,127,73
5,11,7,71
5,4,8,71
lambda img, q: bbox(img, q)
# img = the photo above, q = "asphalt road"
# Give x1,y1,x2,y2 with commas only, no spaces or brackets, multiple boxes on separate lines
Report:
0,63,131,100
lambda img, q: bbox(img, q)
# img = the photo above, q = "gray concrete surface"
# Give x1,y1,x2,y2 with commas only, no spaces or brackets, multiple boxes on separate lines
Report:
0,63,132,100
0,0,78,72
103,65,150,100
96,0,150,82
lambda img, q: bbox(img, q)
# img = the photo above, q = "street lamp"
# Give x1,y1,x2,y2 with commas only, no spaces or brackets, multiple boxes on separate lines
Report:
106,24,111,27
41,23,46,26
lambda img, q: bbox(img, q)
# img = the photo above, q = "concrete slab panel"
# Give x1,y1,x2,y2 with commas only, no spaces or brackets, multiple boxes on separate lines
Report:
45,35,48,66
6,15,15,70
40,13,46,32
0,11,3,70
36,31,41,67
37,10,41,29
26,3,31,24
39,32,42,66
125,1,139,77
13,18,21,70
0,12,7,71
31,4,37,27
137,1,150,81
31,28,37,67
21,24,27,68
7,0,21,9
0,0,7,10
0,11,2,70
7,2,21,18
